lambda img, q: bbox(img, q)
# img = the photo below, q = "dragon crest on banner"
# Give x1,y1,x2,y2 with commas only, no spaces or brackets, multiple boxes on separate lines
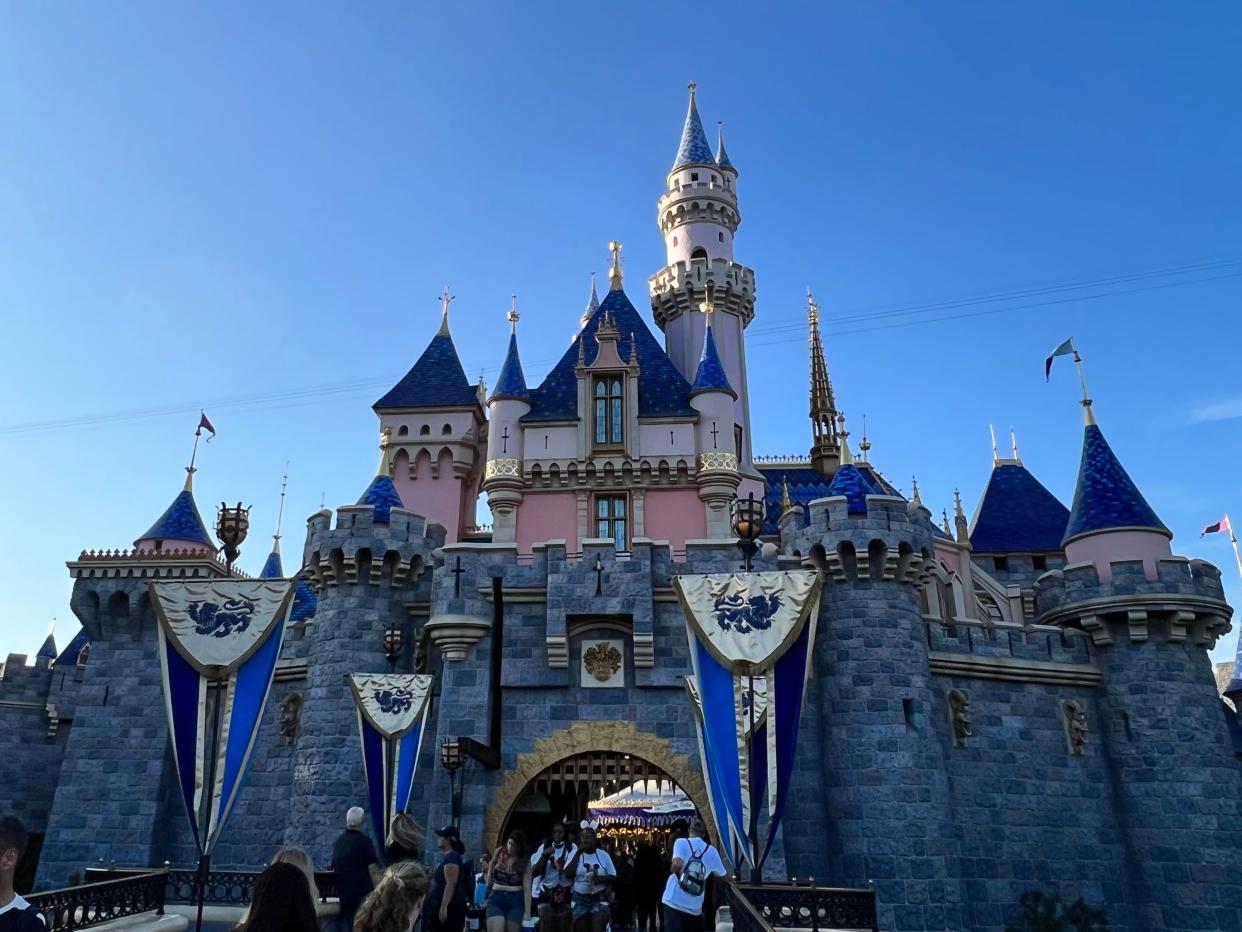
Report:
711,579,781,635
189,598,257,638
349,673,434,739
375,687,415,715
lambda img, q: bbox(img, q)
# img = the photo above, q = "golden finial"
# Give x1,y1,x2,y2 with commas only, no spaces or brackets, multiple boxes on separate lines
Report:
781,479,792,511
699,281,716,325
377,426,392,476
608,241,624,290
438,286,454,336
507,292,520,334
688,81,697,97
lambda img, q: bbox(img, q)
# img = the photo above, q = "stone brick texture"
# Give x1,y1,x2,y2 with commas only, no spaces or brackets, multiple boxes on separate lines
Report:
7,493,1242,932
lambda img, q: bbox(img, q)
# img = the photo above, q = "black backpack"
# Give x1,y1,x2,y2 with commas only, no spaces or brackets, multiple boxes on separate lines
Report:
677,841,709,896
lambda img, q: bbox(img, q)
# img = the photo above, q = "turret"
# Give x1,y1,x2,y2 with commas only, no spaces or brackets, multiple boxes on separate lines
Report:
650,84,757,479
373,289,486,543
688,284,740,537
806,293,840,475
133,471,215,554
485,300,532,543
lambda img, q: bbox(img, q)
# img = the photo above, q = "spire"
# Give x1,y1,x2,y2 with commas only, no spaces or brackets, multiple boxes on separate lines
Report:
608,241,624,291
911,476,924,510
689,284,735,398
135,475,215,550
827,424,870,515
38,621,57,661
1010,426,1022,464
781,479,792,512
438,286,453,336
859,414,871,463
954,489,970,543
837,413,853,465
490,297,531,403
581,272,600,327
942,509,955,541
671,82,715,172
989,424,1000,464
715,121,737,174
808,290,840,474
1063,417,1169,546
260,467,289,579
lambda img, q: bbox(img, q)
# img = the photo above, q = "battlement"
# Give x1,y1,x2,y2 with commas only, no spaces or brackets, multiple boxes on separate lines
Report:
301,506,445,591
66,547,237,579
1034,556,1232,648
649,257,756,327
0,653,54,704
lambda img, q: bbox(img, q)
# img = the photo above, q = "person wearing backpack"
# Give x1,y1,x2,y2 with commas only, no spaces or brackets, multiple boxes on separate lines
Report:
661,819,726,932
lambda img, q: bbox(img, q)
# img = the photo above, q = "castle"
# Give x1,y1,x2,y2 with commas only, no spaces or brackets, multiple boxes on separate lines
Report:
3,87,1242,932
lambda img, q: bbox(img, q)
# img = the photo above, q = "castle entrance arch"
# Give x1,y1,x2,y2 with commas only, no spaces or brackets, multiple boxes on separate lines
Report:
483,720,716,847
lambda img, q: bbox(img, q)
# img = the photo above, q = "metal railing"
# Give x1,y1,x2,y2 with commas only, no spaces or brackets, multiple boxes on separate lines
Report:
84,867,339,905
28,871,167,932
726,881,878,932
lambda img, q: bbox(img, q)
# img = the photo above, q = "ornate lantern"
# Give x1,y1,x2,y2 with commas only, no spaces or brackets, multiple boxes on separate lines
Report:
215,502,251,571
383,624,404,669
730,491,766,572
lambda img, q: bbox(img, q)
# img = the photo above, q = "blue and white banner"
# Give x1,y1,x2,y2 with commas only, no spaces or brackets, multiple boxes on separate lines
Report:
152,579,295,854
675,571,820,870
349,673,434,853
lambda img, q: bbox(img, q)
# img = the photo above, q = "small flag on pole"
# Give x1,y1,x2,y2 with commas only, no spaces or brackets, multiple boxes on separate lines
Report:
1201,516,1231,536
1045,337,1077,381
198,412,216,442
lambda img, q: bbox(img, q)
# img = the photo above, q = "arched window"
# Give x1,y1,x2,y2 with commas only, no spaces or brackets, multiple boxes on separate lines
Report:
442,423,452,435
419,425,430,436
691,247,708,261
398,425,409,437
718,232,725,243
593,377,624,446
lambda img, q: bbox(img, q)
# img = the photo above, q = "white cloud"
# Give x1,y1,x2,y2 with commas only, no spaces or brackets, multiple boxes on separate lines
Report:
1190,397,1242,424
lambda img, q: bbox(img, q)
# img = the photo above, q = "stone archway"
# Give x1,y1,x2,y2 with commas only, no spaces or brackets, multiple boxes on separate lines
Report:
483,720,716,845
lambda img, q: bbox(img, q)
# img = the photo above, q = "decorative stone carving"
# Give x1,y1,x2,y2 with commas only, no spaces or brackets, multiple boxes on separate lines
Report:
426,613,492,662
697,452,738,473
581,639,624,688
948,688,972,748
1062,698,1088,755
485,458,522,480
279,693,303,745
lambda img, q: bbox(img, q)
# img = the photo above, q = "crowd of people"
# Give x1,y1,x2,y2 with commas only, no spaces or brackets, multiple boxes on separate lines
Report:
0,809,728,932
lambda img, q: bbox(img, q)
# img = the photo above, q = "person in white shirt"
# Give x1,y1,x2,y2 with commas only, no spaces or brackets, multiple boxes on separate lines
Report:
563,826,615,932
531,822,577,932
0,817,45,932
661,819,727,932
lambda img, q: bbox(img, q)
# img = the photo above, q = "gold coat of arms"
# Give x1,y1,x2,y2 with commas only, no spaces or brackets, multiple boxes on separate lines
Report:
583,642,622,682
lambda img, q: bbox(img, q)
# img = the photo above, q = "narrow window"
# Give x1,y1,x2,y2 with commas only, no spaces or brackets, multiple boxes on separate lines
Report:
690,172,699,181
593,377,624,446
993,556,1009,572
1032,555,1047,571
596,495,628,549
691,247,708,261
718,232,724,242
398,425,409,436
442,423,452,435
710,174,717,183
419,424,430,436
902,698,915,730
673,235,678,247
734,425,743,461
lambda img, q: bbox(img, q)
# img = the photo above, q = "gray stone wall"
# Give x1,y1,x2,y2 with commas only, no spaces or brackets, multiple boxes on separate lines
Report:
0,656,65,835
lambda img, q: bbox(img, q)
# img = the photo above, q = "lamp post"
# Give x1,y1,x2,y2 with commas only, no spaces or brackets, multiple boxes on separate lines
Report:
215,502,251,572
383,624,404,673
730,492,766,573
440,737,464,827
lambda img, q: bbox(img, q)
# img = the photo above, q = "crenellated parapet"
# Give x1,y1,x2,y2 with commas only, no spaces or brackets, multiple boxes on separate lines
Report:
1034,557,1232,648
649,256,756,328
783,494,935,585
300,506,444,591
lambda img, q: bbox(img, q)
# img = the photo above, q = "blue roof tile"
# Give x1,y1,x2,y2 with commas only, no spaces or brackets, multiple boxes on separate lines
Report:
358,474,404,524
828,463,873,515
136,488,214,548
757,465,896,534
523,289,696,422
969,463,1070,554
490,332,530,403
38,633,57,659
672,92,716,171
54,627,90,667
690,323,735,397
1064,423,1169,545
290,579,318,623
374,331,482,411
715,127,736,174
1223,700,1242,755
260,548,284,579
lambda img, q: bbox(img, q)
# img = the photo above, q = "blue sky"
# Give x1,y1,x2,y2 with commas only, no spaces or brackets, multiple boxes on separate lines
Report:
2,2,1241,666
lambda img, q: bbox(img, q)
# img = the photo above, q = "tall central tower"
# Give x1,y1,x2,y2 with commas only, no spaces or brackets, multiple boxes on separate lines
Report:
650,84,758,479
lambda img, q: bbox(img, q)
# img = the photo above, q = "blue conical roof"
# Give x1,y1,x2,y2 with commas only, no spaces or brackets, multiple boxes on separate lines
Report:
672,91,716,171
827,463,873,515
358,474,404,524
135,487,214,548
374,327,481,411
260,547,284,579
38,632,57,660
1064,423,1170,545
690,323,735,398
54,627,90,667
715,125,736,174
970,463,1070,554
490,332,530,403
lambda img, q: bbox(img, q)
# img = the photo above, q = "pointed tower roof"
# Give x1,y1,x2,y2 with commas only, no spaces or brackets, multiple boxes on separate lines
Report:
807,292,840,473
259,548,284,579
715,122,737,174
490,300,531,403
54,627,90,667
825,419,879,514
671,83,716,171
689,289,735,398
135,475,214,549
357,474,404,524
374,289,482,410
581,273,600,327
38,629,57,660
970,459,1070,554
1064,421,1170,545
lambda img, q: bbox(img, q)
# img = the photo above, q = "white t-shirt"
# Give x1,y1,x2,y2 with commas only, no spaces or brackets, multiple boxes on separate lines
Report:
572,849,616,895
531,842,577,897
661,838,727,916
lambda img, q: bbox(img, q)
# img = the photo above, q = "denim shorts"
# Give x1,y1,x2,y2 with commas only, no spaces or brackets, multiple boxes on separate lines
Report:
487,888,525,923
571,892,610,919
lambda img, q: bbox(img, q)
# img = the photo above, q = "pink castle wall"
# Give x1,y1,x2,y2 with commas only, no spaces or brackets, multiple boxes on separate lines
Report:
394,448,469,543
517,491,579,554
1065,529,1173,581
643,489,705,550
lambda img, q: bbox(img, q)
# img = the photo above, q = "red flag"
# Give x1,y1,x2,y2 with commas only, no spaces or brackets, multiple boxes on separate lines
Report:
198,412,216,442
1201,516,1231,536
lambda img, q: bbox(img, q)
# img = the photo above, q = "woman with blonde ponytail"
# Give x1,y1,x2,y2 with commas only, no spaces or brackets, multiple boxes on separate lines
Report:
353,860,429,932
